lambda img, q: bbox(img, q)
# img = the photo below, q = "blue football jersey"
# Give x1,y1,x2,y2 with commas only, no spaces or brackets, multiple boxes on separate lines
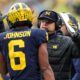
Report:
0,27,48,80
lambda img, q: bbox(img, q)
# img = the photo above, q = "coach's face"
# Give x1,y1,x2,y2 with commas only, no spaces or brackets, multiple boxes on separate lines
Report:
40,19,56,32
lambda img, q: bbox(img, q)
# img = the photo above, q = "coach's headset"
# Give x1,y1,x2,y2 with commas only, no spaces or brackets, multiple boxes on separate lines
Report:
38,10,62,30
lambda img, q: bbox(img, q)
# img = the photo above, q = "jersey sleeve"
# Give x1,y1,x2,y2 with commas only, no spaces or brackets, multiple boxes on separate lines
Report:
33,29,48,47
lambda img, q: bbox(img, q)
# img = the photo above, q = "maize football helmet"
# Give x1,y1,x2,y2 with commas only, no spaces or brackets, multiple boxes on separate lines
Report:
7,3,33,28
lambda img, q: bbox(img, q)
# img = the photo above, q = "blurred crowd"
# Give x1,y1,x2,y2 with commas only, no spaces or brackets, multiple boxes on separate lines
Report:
0,0,80,30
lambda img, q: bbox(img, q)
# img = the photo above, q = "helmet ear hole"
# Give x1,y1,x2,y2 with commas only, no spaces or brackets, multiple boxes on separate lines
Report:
6,17,13,29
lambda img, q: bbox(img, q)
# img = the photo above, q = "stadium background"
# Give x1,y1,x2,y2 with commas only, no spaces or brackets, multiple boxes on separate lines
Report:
0,0,80,29
0,0,80,80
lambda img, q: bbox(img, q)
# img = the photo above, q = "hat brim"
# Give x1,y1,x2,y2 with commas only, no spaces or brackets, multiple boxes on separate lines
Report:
38,16,55,22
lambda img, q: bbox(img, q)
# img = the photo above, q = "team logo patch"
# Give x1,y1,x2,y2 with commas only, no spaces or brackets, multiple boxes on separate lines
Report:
45,11,51,16
52,44,58,49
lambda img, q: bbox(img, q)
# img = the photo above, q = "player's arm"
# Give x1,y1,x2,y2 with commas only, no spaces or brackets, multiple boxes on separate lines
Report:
38,43,55,80
0,52,8,77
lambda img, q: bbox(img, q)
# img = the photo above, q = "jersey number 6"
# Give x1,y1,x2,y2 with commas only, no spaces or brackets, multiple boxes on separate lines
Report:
8,39,26,70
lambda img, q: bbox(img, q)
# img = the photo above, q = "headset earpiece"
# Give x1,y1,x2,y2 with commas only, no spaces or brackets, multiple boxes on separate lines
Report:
56,16,62,26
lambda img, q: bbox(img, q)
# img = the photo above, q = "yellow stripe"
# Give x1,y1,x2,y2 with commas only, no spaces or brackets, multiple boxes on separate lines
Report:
19,3,23,9
0,74,3,80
